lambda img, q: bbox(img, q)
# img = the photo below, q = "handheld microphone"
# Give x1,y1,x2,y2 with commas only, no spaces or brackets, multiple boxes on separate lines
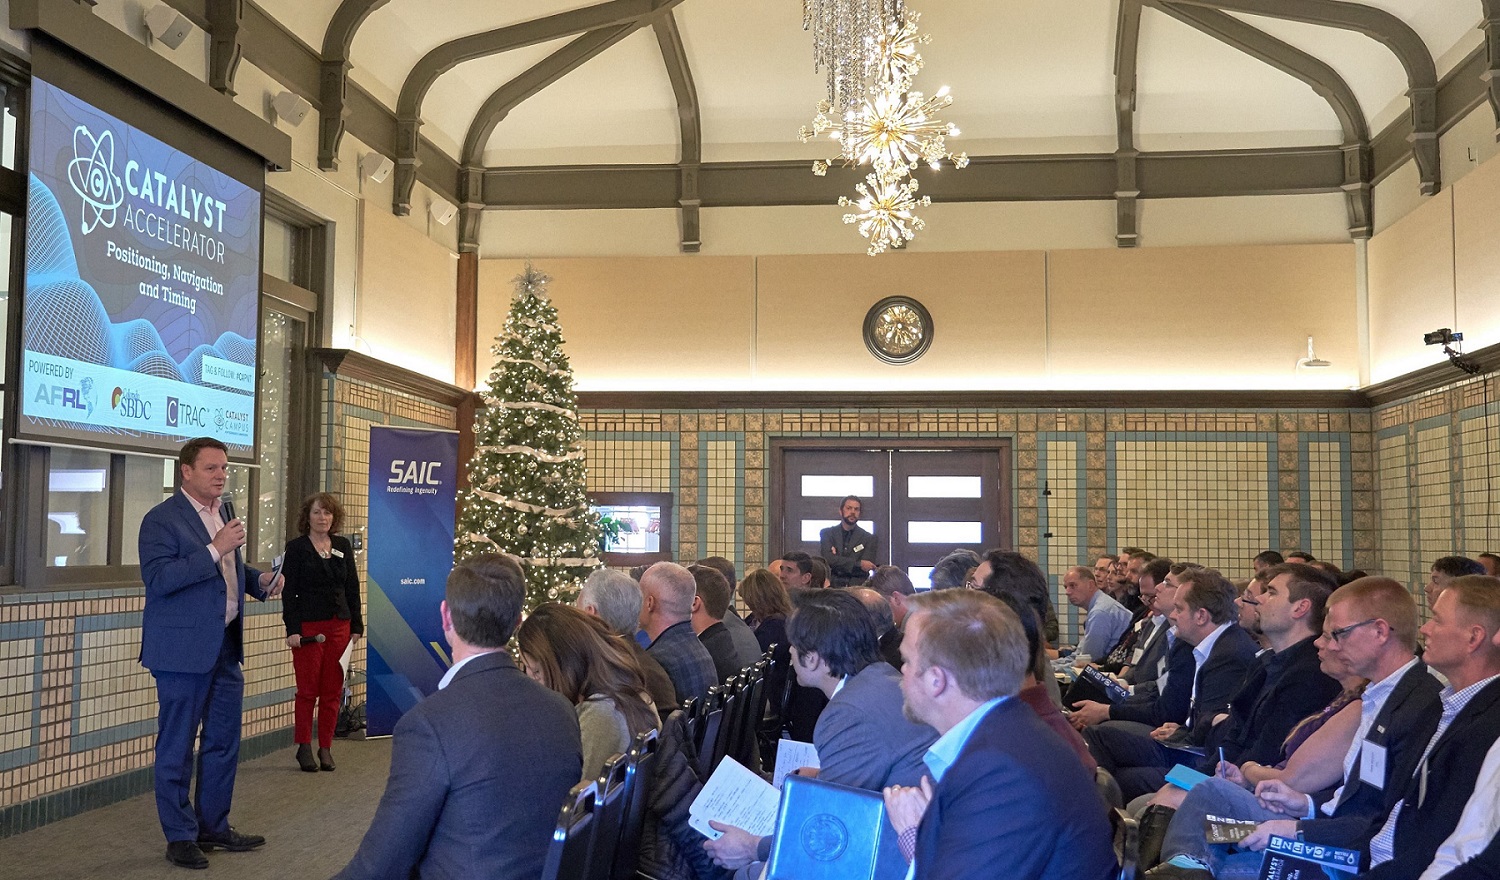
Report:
221,496,236,524
297,634,327,647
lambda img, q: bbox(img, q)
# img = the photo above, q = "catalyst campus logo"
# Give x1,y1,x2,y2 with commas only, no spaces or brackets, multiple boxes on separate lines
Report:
66,125,124,235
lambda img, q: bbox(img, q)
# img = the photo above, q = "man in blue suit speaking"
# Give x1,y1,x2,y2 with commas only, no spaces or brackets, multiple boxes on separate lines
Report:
139,436,282,869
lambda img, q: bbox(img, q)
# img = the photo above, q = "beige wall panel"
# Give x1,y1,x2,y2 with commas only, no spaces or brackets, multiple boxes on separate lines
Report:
482,210,688,258
478,257,757,391
358,202,458,382
1368,188,1456,383
753,252,1048,389
1456,153,1500,349
1048,245,1358,388
1441,105,1500,192
1140,194,1349,247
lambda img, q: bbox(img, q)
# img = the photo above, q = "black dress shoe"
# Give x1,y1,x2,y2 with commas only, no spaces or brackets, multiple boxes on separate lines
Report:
1145,863,1214,880
296,743,317,772
318,747,335,771
197,827,266,852
166,841,209,869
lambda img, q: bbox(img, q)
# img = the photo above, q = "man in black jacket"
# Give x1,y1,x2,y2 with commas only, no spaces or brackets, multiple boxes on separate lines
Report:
819,495,878,586
1361,575,1500,879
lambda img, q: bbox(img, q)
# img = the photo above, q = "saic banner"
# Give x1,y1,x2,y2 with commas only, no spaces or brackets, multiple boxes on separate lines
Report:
366,426,460,736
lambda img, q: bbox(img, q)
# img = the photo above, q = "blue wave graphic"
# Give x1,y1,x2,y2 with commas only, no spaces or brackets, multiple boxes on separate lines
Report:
25,174,250,387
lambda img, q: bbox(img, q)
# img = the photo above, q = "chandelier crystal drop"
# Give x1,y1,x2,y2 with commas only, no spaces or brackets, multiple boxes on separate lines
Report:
802,0,905,120
800,9,967,256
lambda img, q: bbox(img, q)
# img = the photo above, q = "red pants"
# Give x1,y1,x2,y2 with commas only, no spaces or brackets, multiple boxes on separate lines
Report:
292,618,351,748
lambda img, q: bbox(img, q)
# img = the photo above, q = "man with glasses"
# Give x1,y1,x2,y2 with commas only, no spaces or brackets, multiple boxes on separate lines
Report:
1145,577,1441,880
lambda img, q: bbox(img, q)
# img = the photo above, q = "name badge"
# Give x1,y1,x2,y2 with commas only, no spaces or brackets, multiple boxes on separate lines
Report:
330,548,345,558
1131,648,1145,665
853,544,864,553
1360,741,1388,790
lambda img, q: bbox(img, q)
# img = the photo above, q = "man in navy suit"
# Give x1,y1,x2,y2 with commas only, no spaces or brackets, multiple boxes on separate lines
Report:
139,437,282,869
883,589,1116,880
333,553,583,880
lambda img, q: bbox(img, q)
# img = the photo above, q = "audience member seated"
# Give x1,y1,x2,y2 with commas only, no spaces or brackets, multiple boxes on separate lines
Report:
1286,550,1315,564
688,565,742,684
1063,565,1134,665
1251,550,1284,578
991,592,1096,773
577,568,680,718
1426,555,1485,610
867,565,916,667
1085,568,1259,801
929,548,980,591
974,548,1060,651
702,589,936,880
1360,575,1500,879
1478,552,1500,578
810,556,831,590
742,568,827,741
1070,579,1194,735
696,555,764,669
1145,576,1442,880
777,551,815,592
1103,555,1173,675
639,562,718,705
881,589,1116,880
850,585,902,669
332,554,581,880
1418,716,1500,880
517,603,660,784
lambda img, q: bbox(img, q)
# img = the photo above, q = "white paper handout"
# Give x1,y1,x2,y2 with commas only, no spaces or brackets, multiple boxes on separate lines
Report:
771,739,820,789
688,757,781,839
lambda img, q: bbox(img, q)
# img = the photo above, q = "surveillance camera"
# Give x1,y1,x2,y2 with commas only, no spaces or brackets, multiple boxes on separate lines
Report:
1423,328,1462,347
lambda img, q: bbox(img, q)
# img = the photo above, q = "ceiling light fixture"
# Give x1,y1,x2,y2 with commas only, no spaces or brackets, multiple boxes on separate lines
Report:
802,0,905,121
1299,336,1332,368
800,10,966,255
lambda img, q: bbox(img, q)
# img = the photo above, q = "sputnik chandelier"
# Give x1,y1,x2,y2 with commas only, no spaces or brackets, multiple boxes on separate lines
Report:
800,4,967,255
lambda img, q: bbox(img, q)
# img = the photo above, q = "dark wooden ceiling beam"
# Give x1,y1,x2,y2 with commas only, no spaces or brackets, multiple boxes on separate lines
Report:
316,0,391,172
1114,1,1143,248
1169,0,1439,195
1484,0,1500,142
479,146,1343,210
205,0,243,96
1153,1,1372,237
653,11,702,253
391,0,687,216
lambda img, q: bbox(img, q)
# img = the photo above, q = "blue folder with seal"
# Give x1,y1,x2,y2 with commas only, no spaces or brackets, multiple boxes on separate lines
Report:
766,775,904,880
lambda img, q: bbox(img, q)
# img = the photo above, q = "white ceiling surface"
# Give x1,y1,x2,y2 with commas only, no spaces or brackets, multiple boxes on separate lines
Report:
261,0,1485,167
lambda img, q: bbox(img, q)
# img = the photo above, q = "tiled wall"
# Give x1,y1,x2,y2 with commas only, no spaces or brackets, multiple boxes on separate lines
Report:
580,406,1377,643
0,369,455,838
1374,373,1500,615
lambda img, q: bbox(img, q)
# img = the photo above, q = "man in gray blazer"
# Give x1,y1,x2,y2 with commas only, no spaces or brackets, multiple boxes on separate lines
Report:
704,589,936,880
333,554,582,880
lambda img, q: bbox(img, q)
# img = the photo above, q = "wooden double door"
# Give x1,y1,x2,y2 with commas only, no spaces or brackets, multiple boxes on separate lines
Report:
776,443,1010,588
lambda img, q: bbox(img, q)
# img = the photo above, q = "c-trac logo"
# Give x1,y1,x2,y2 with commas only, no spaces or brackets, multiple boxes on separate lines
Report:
111,387,151,421
67,125,124,235
166,396,207,429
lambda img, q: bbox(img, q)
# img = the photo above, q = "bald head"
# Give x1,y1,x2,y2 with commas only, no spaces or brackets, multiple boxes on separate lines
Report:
850,587,895,637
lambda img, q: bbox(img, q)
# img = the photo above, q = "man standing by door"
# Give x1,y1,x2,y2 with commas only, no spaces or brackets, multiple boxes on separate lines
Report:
821,495,878,587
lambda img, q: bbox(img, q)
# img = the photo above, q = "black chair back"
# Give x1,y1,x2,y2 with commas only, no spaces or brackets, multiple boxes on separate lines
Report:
737,661,767,765
710,675,742,770
1110,806,1139,880
539,780,598,880
1096,766,1124,811
694,686,727,777
611,728,660,880
588,753,630,880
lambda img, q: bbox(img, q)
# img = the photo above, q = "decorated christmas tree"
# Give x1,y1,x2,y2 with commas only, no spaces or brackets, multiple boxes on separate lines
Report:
455,264,601,608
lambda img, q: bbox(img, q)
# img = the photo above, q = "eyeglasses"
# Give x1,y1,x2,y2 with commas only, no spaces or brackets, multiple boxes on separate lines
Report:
1239,595,1261,606
1324,618,1379,644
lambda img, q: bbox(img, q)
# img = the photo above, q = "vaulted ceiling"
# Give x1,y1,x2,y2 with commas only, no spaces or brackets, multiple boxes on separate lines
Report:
240,0,1496,252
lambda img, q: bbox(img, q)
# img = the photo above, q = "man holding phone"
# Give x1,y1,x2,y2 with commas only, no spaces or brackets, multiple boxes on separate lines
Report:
139,436,284,869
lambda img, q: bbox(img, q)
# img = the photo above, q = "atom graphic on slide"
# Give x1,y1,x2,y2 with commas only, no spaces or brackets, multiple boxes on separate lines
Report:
67,125,124,234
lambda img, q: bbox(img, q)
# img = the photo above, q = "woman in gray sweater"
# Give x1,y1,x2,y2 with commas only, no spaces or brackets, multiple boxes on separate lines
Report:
517,603,660,783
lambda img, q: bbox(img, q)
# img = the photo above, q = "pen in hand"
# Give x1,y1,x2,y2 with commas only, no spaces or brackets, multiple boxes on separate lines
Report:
1219,747,1226,778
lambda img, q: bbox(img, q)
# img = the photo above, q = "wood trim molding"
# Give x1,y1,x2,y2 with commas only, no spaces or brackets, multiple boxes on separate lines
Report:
577,389,1370,411
313,348,474,408
1362,342,1500,407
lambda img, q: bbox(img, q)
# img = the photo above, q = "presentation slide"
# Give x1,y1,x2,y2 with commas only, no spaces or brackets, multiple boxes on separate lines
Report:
22,76,261,455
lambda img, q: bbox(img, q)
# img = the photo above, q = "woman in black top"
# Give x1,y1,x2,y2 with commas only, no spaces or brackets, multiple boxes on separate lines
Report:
282,492,362,772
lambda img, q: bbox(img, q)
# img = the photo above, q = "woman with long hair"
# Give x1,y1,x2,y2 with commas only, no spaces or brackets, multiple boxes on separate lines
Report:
517,603,659,783
281,492,362,772
739,568,794,652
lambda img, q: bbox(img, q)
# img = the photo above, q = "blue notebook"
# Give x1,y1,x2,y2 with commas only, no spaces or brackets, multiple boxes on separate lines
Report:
766,776,904,880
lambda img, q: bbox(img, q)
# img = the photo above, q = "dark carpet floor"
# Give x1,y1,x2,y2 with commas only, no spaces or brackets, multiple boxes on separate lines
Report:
2,737,391,880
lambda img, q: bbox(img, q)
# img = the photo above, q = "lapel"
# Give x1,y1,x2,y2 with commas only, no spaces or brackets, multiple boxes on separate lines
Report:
1367,661,1428,749
173,490,242,578
1410,677,1500,810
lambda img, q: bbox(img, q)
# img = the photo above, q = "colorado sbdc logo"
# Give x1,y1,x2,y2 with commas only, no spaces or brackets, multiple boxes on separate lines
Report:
166,396,207,428
67,125,124,234
111,387,151,420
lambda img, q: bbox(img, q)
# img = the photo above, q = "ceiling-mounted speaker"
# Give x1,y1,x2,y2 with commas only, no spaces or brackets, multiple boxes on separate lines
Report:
429,199,457,226
359,153,394,184
144,3,193,50
271,91,312,127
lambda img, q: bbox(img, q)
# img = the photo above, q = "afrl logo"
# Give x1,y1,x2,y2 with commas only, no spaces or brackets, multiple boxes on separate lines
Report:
67,126,124,234
34,383,91,412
